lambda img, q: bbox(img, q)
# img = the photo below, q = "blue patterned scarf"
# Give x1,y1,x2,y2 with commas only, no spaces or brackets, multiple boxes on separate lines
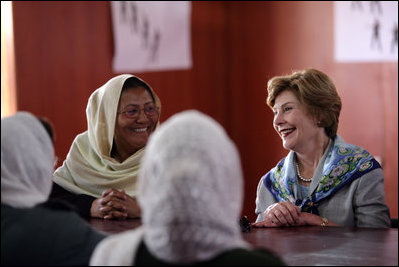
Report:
263,136,381,215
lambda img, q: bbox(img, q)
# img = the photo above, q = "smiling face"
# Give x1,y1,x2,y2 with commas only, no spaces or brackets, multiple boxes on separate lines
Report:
113,86,159,161
272,90,320,152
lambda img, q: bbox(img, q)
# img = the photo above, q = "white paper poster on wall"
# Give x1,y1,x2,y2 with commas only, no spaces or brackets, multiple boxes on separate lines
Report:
111,1,192,73
334,1,398,62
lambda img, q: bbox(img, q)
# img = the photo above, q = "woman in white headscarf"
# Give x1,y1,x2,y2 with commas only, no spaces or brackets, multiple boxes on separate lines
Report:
1,112,106,266
90,110,285,266
51,74,161,219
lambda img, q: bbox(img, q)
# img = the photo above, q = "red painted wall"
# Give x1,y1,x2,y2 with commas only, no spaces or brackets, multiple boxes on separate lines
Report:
12,1,397,220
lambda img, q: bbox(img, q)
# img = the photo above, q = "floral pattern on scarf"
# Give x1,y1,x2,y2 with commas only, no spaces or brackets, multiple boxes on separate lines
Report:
263,138,381,215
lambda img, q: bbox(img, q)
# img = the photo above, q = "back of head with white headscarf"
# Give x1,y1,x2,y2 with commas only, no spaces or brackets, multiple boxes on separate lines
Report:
138,110,249,264
89,110,250,266
1,111,55,208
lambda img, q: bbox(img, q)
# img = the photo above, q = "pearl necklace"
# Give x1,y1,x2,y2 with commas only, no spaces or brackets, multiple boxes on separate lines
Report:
295,162,312,183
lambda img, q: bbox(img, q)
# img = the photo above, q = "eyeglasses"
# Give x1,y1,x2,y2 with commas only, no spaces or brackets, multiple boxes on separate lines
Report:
117,103,158,119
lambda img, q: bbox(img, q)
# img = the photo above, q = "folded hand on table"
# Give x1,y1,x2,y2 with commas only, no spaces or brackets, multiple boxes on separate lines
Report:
90,188,141,220
251,201,337,227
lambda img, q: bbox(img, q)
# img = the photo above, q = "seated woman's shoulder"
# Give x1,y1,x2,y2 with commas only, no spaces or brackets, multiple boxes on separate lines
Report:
208,248,286,266
39,198,79,212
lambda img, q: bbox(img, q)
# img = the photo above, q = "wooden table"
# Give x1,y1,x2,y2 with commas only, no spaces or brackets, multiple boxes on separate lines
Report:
88,218,398,266
88,218,141,234
243,226,398,266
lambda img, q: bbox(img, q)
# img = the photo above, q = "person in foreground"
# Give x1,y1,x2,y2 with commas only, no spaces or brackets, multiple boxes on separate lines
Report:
253,68,391,228
1,112,106,266
90,110,285,266
51,74,161,220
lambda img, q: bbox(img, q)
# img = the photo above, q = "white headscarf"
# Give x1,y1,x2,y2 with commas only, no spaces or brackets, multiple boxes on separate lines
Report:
90,110,250,266
1,111,54,208
53,74,161,198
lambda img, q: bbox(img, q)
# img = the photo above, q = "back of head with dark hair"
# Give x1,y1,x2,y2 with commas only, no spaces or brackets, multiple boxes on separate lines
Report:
37,117,54,143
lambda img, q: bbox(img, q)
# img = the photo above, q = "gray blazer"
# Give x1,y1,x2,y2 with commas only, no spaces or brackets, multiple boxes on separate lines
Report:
255,140,391,228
